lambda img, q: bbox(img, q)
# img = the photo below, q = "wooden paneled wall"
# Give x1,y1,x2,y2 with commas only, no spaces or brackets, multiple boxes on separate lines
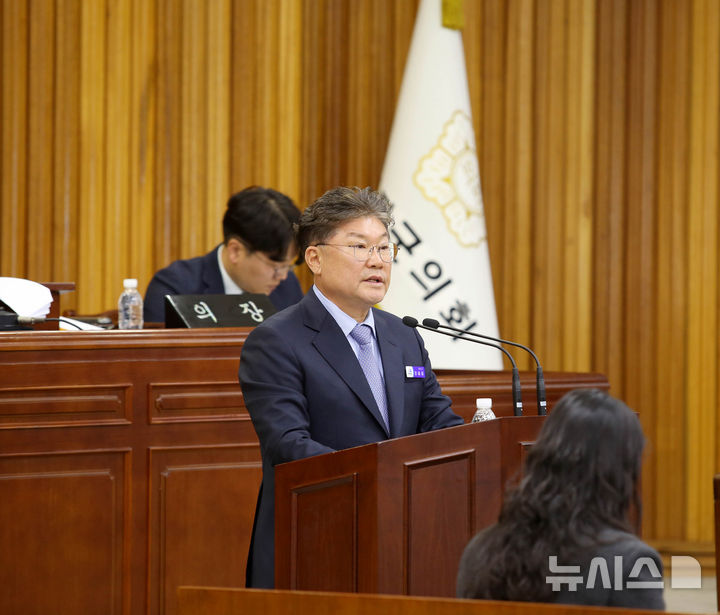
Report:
1,0,718,551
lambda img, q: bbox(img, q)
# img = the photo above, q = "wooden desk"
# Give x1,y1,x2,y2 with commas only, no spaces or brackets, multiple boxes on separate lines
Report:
177,587,675,615
0,328,607,615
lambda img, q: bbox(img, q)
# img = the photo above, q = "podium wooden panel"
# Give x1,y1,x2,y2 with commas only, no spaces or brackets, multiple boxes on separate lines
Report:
0,327,607,615
275,416,545,597
177,586,674,615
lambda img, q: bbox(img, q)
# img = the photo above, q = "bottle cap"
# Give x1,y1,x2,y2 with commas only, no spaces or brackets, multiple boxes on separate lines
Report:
123,278,138,289
476,397,492,409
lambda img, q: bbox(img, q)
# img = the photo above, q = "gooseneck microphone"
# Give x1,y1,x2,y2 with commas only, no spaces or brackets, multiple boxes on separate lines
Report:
402,316,523,416
422,318,546,416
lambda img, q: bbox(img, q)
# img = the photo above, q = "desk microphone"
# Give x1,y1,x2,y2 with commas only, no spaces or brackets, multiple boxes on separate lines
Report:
421,318,546,416
402,316,523,416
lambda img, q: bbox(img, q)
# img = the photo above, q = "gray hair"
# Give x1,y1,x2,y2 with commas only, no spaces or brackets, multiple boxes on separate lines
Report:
297,186,395,256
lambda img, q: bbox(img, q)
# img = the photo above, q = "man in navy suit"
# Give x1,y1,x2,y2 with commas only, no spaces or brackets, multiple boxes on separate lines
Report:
239,186,464,588
143,186,304,322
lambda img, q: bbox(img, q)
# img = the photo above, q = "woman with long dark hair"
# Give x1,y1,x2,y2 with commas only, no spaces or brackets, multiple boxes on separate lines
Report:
456,389,664,609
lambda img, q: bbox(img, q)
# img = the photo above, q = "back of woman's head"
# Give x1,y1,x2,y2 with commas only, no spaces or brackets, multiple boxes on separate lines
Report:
519,388,645,529
456,389,646,601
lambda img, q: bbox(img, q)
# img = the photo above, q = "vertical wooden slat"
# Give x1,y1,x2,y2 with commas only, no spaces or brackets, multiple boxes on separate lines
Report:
300,0,325,204
230,0,258,191
624,0,659,538
105,0,132,306
27,0,55,281
498,0,533,368
206,0,230,247
276,0,302,199
562,0,594,371
156,0,182,268
347,0,372,184
1,0,29,276
179,0,208,258
478,1,505,367
254,0,279,184
391,0,418,103
593,0,628,392
533,0,567,370
130,0,157,291
53,0,81,310
323,0,348,189
78,0,107,312
654,0,690,540
685,0,719,542
370,0,393,187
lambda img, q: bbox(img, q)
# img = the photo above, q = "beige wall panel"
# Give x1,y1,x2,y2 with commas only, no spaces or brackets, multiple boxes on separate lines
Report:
1,1,29,276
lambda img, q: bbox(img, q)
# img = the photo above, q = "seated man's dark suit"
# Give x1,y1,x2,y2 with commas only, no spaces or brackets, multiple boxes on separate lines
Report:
239,289,464,588
143,246,303,322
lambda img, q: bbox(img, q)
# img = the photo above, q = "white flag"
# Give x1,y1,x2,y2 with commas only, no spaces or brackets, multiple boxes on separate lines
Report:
379,0,502,370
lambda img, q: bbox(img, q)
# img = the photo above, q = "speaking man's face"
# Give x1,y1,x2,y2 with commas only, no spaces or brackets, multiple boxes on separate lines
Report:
307,216,392,322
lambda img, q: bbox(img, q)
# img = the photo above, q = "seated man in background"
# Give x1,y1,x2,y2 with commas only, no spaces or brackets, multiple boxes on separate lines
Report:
456,388,664,610
239,186,464,588
143,186,304,322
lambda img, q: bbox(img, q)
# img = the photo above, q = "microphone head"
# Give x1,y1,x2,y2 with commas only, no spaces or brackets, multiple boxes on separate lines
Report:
422,318,440,329
402,316,419,328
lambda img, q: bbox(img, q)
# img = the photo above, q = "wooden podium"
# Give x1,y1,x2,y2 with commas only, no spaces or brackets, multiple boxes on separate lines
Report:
275,415,545,598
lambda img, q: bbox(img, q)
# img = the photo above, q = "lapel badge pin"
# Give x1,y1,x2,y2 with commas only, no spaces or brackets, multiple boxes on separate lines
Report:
405,366,425,378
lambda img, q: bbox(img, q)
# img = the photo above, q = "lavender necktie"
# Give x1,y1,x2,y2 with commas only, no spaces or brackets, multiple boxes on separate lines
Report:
350,324,389,429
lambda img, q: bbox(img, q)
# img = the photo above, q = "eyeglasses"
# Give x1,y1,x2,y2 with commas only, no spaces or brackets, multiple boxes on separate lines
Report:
251,252,296,278
316,242,399,263
232,237,296,278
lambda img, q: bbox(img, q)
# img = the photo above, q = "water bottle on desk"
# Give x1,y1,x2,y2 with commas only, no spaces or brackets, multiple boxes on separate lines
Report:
118,278,143,330
472,398,496,423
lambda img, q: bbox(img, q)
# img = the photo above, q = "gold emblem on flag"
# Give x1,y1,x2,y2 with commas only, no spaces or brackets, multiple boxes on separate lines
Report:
413,110,486,247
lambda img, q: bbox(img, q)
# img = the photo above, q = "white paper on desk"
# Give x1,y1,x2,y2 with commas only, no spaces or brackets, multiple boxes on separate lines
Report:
59,316,103,331
0,277,53,317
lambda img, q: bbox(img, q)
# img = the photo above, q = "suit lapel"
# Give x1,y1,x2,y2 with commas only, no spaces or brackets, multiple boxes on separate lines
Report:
303,293,390,436
374,311,405,438
202,246,225,293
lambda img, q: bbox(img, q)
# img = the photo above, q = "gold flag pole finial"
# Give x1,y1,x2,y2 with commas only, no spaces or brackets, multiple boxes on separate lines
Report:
442,0,464,30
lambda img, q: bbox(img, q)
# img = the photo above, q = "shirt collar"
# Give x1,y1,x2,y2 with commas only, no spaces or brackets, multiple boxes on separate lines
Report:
312,285,376,337
217,245,245,295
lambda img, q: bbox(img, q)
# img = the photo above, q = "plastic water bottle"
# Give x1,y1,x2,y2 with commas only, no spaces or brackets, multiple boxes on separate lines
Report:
118,278,143,330
472,398,496,423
